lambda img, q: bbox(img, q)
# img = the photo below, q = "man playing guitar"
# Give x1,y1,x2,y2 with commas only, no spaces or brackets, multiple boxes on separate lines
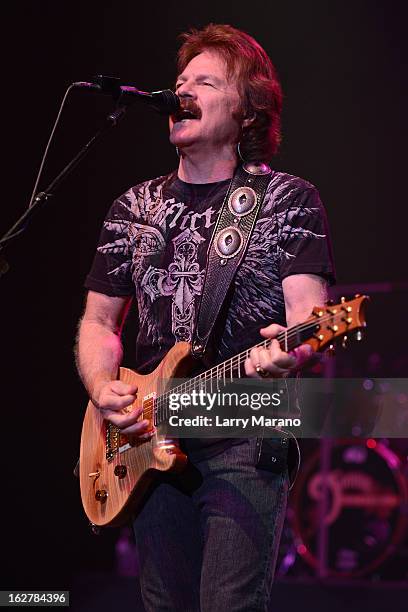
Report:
76,23,335,611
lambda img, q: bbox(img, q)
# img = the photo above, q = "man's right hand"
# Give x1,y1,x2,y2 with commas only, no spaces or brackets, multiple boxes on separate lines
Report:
93,380,153,439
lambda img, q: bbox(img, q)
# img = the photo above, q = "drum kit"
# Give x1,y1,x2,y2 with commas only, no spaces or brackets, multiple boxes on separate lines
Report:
277,283,408,580
280,437,408,578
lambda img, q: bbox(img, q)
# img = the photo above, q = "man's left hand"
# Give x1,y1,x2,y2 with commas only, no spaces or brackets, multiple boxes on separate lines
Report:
244,323,314,378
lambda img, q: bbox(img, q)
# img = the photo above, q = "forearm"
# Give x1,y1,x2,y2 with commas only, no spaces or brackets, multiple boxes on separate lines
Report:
247,275,329,378
76,320,124,404
283,273,328,327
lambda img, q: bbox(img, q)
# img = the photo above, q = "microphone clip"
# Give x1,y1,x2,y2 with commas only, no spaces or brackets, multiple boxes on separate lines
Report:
93,75,123,101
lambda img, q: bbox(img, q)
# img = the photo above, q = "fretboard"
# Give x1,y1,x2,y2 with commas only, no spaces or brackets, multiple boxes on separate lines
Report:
154,317,321,426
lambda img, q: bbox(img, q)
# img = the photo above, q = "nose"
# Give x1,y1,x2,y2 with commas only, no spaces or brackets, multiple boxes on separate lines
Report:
176,80,197,100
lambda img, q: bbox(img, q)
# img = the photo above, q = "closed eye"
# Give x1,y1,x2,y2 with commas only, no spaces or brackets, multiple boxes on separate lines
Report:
175,80,217,90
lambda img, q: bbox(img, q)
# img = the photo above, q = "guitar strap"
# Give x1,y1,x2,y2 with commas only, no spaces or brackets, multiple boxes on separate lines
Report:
191,161,301,487
191,161,273,358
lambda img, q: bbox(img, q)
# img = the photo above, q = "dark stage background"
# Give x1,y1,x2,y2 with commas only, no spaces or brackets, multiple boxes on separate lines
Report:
1,1,407,608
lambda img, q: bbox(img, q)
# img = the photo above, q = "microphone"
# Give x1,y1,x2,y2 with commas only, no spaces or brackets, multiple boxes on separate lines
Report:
72,75,180,115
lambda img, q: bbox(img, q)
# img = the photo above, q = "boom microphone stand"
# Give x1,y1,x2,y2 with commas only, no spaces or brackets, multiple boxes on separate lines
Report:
0,76,179,278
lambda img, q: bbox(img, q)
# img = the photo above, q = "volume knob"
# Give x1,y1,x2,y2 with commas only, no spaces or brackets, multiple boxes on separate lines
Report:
95,489,108,503
114,465,127,479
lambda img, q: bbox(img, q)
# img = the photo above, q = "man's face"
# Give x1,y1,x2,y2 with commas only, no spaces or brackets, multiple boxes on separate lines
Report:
169,50,242,153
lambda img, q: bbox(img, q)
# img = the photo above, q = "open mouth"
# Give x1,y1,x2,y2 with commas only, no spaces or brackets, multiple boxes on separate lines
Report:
179,110,198,121
173,105,201,123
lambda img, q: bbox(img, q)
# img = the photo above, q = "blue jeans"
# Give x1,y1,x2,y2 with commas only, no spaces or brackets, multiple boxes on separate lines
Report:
132,438,289,611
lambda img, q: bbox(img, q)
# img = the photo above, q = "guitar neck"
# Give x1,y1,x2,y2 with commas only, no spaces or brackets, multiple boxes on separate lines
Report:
153,295,369,426
154,319,320,427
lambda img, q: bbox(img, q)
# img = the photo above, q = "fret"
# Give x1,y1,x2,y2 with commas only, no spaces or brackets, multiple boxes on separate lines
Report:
230,358,236,379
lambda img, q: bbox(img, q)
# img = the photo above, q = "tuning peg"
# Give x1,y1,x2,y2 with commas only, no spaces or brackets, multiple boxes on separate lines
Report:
342,335,348,349
326,344,336,357
312,307,324,317
340,296,346,303
355,330,363,342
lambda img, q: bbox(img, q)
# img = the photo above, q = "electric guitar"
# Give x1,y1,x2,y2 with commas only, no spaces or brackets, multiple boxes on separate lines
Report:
79,294,368,527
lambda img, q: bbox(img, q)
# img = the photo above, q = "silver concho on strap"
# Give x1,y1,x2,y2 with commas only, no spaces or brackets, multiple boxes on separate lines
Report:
243,162,271,176
228,186,257,217
214,226,243,259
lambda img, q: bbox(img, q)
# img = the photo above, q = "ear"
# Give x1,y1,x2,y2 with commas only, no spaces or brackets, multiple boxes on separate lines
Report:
242,114,256,129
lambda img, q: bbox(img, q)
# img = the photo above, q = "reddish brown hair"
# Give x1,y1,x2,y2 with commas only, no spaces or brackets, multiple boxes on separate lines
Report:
177,23,283,161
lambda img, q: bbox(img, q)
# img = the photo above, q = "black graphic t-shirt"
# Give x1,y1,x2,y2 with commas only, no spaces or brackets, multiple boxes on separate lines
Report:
85,170,335,458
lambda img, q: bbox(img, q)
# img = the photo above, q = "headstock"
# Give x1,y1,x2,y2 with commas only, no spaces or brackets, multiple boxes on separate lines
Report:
302,294,369,353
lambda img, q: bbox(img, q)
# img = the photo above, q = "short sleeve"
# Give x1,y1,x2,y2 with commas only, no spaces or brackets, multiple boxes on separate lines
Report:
85,196,134,296
278,186,336,285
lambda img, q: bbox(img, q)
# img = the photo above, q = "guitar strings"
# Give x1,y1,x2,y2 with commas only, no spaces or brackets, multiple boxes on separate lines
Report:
153,307,351,424
154,308,349,422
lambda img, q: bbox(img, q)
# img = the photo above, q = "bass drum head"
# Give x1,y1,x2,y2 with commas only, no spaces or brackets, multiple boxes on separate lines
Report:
291,439,408,577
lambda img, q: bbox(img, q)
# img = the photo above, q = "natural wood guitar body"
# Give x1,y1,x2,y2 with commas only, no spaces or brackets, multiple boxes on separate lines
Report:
79,341,192,527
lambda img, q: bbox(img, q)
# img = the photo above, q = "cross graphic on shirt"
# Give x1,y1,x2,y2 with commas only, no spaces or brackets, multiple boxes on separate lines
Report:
141,228,205,342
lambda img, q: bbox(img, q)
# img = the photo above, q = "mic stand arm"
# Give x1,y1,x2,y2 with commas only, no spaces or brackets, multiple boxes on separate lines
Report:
0,105,128,278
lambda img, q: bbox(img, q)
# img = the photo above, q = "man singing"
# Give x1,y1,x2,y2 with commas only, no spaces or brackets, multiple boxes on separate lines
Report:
76,23,335,611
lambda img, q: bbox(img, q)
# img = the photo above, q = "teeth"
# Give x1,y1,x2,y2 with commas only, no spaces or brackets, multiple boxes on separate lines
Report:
173,110,199,124
178,110,198,120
